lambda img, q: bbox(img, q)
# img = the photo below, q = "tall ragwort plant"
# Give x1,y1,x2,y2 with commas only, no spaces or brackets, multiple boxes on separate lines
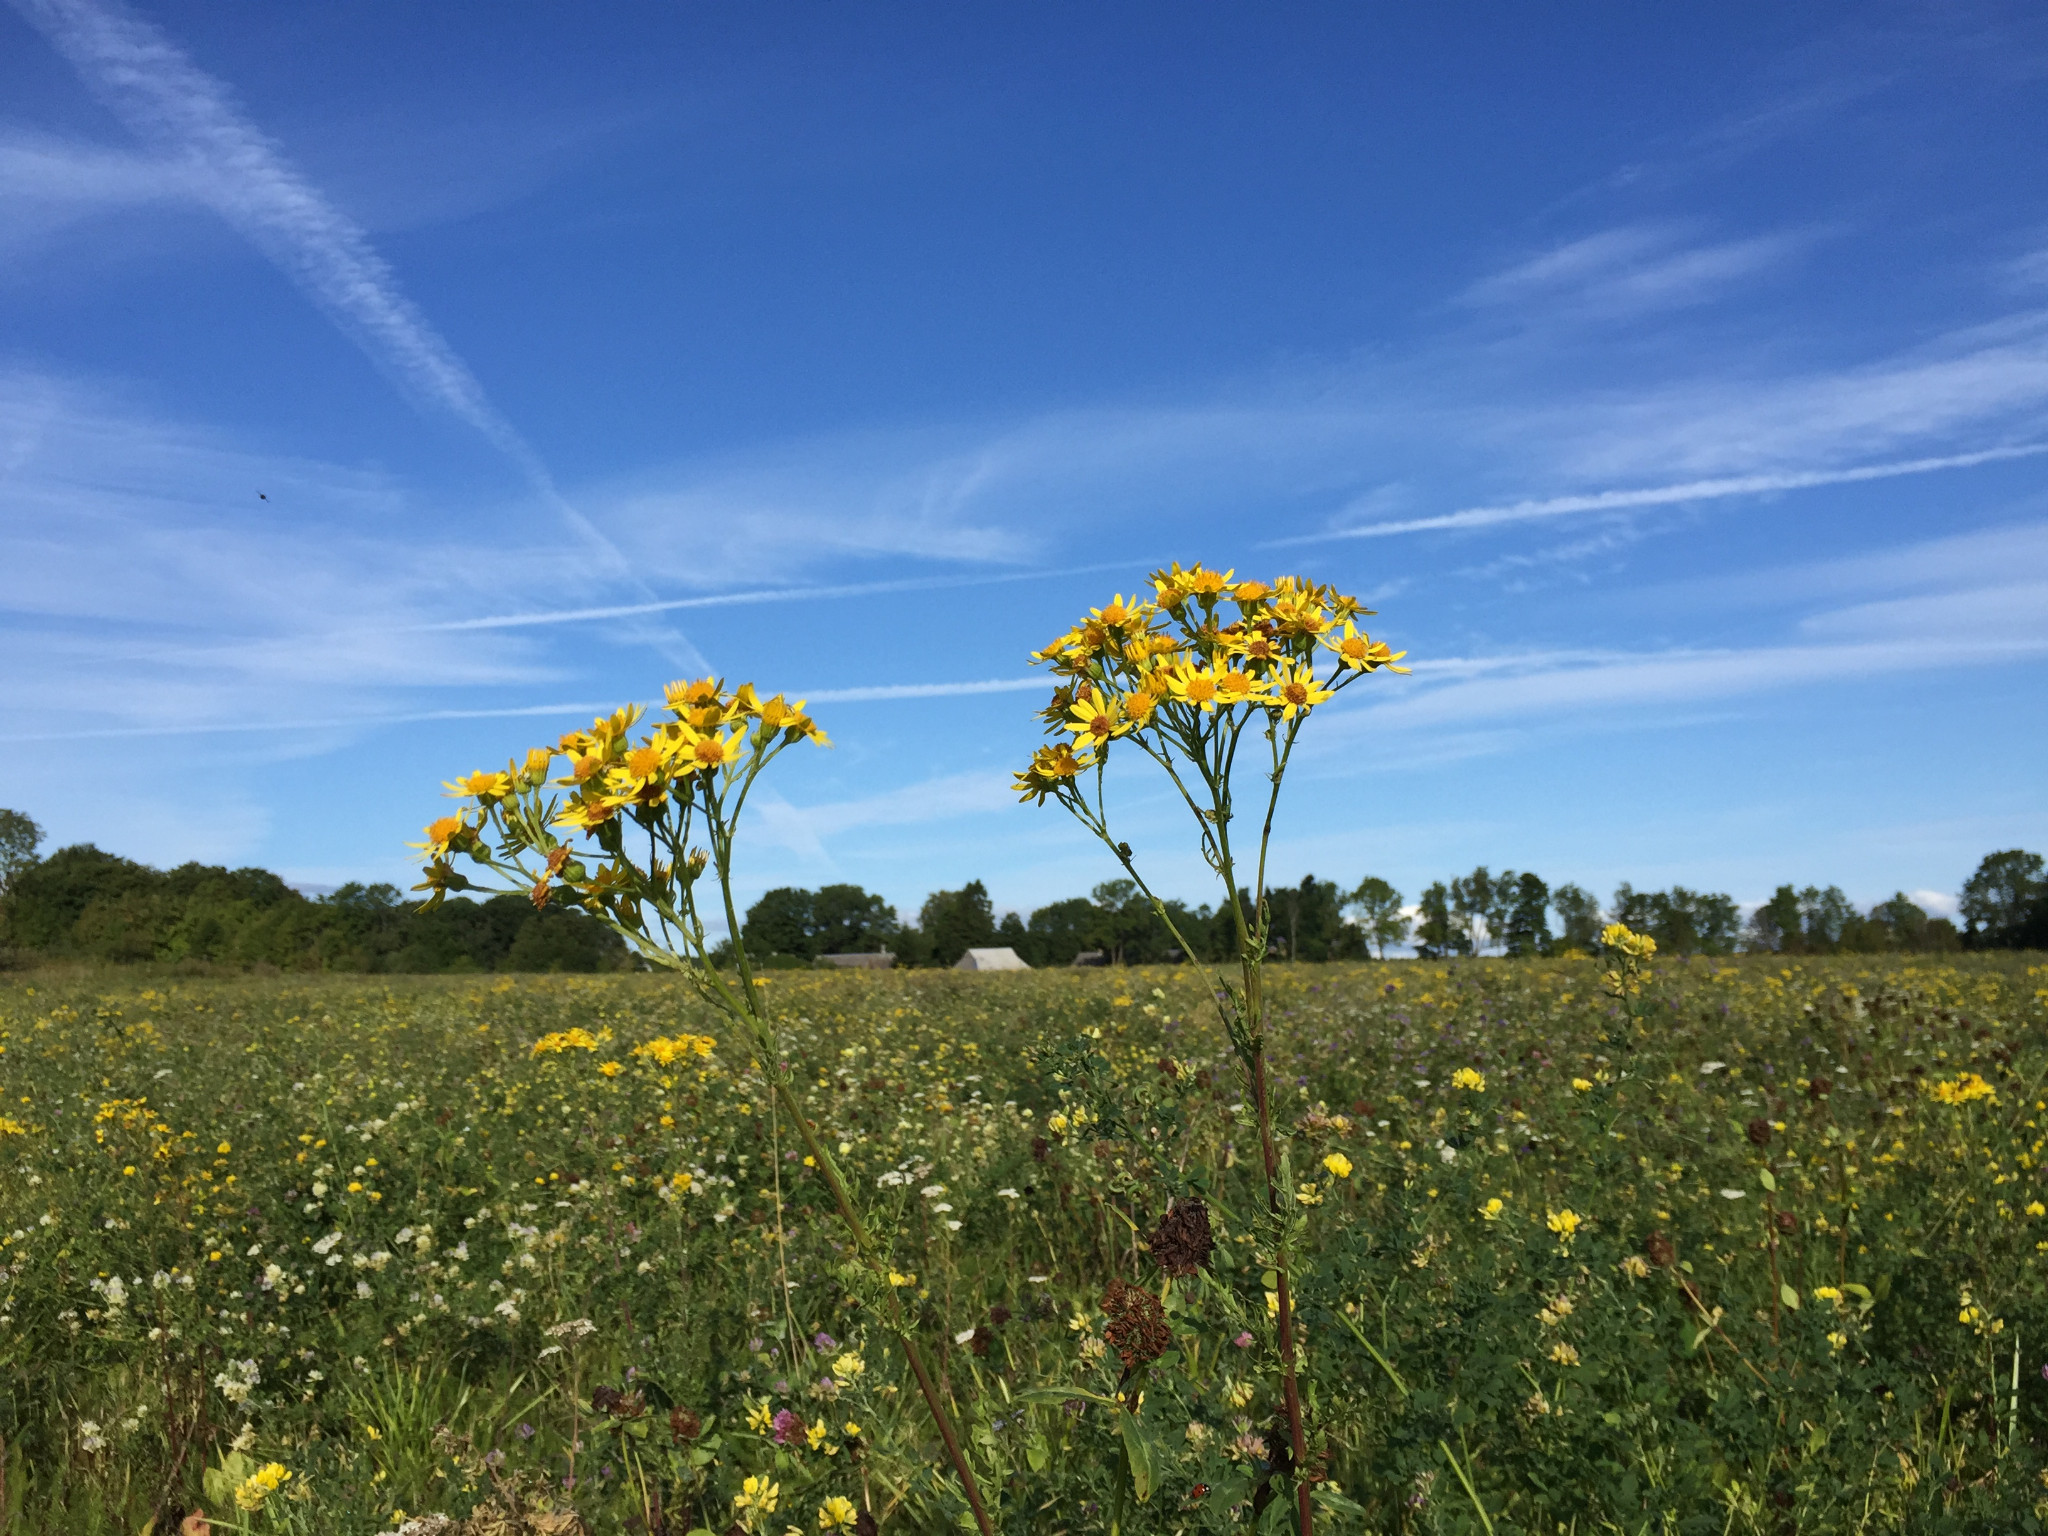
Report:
1015,563,1409,1536
412,679,998,1536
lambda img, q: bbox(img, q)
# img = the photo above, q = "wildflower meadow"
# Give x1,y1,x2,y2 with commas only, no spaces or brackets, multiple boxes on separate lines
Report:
2,566,2046,1536
4,956,2047,1534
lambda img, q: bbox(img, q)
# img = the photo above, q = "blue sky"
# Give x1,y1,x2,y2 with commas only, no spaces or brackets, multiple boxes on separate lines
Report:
3,0,2045,930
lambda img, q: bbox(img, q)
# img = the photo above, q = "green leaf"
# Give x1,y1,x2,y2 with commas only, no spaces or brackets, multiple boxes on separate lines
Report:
1780,1284,1800,1311
1026,1433,1050,1473
1118,1410,1157,1503
1758,1169,1777,1192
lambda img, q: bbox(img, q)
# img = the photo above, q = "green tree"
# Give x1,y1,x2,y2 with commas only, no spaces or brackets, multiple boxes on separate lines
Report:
1413,881,1465,958
918,880,997,967
1020,896,1102,966
1502,871,1550,956
1746,884,1804,952
1449,866,1501,954
1344,876,1408,959
1266,875,1351,960
0,808,42,894
1959,849,2046,948
1550,883,1602,953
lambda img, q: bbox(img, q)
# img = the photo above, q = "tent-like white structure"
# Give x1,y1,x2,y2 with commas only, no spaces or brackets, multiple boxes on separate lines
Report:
954,947,1031,971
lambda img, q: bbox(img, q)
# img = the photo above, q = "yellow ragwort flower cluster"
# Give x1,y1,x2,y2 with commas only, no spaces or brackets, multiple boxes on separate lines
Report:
412,677,828,921
631,1033,718,1066
1014,564,1406,802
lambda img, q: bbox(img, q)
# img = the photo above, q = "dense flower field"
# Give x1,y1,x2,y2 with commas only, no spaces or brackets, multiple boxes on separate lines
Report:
1,954,2045,1534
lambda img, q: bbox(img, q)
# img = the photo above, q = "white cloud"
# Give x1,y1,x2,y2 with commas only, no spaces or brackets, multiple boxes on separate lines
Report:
1462,223,1806,317
1272,444,2048,545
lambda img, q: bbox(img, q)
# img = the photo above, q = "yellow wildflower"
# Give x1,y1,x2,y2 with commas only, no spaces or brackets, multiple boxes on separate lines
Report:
233,1463,292,1511
1450,1067,1486,1092
819,1496,860,1530
1322,1152,1353,1179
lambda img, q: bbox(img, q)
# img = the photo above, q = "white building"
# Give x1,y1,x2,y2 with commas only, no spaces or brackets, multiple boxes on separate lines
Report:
953,947,1031,971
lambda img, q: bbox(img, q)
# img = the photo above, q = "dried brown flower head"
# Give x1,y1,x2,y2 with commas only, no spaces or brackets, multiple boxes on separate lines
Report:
1102,1276,1172,1370
1807,1076,1833,1101
669,1406,702,1441
1745,1117,1772,1147
1645,1230,1677,1269
1147,1197,1215,1278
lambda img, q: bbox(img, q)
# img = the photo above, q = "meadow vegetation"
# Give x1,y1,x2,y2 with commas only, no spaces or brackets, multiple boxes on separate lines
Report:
2,956,2045,1534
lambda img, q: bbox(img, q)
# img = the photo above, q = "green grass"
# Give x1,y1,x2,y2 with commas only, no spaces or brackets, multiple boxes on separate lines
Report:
1,955,2044,1533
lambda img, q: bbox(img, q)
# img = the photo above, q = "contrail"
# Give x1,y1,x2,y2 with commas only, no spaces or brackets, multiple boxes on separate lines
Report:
7,0,632,578
14,677,1051,742
1265,443,2048,546
418,560,1141,633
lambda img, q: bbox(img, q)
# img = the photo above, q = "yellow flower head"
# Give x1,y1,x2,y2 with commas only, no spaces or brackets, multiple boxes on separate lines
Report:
233,1463,292,1511
1067,693,1132,749
747,1401,775,1434
533,1028,602,1056
1929,1072,1995,1106
1321,618,1408,673
734,1474,781,1516
1546,1208,1582,1242
1479,1196,1505,1221
1450,1067,1486,1092
1266,665,1332,719
1570,1077,1594,1092
819,1496,860,1530
633,1034,718,1065
416,815,473,857
1322,1152,1353,1179
830,1351,865,1382
447,769,514,802
1164,662,1222,712
1547,1342,1581,1367
1601,922,1657,959
1013,744,1093,804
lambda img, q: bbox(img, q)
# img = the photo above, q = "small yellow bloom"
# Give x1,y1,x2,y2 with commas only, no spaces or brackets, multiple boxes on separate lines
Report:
1295,1181,1323,1206
844,1421,862,1438
1546,1208,1582,1242
1265,1290,1280,1317
1322,1152,1353,1180
1479,1197,1505,1222
1547,1343,1580,1367
819,1496,860,1530
806,1423,828,1451
733,1473,781,1519
747,1401,774,1434
830,1351,865,1382
1570,1078,1594,1092
887,1270,916,1287
233,1463,291,1511
2027,1201,2046,1218
1450,1067,1485,1092
597,1061,623,1077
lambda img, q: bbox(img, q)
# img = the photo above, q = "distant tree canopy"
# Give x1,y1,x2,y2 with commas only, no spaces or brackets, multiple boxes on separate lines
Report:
740,883,901,964
0,842,629,973
1959,850,2048,950
3,807,2032,972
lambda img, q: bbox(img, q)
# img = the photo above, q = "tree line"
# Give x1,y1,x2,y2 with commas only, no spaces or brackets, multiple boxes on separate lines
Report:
2,808,2042,972
0,823,627,973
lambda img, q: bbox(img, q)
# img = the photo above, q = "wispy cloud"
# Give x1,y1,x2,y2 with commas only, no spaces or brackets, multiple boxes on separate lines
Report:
422,564,1134,634
6,0,640,581
1271,443,2048,545
1461,222,1808,317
